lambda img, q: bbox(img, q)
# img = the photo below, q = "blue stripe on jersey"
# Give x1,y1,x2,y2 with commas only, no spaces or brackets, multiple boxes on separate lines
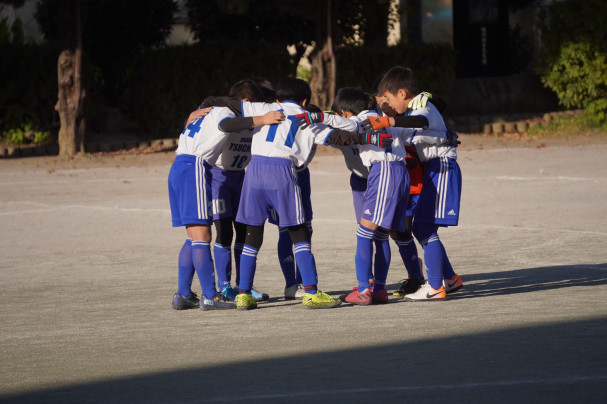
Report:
284,117,299,148
266,109,284,142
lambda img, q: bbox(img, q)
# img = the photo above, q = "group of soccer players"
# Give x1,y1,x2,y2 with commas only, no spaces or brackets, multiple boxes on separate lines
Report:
167,65,463,311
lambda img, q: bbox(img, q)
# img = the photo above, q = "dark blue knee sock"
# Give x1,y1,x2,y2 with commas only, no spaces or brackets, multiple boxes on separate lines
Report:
373,228,391,291
177,239,194,297
238,244,258,293
395,236,423,280
233,243,243,286
277,228,297,287
355,224,374,291
191,241,216,298
213,242,232,290
421,235,444,290
294,242,318,294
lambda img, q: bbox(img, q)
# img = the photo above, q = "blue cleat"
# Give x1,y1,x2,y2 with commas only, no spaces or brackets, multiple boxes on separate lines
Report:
251,287,269,302
201,294,237,310
220,285,239,301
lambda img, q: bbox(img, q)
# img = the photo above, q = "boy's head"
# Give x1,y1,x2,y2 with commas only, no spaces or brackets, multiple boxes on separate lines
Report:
377,66,420,115
276,77,311,106
229,79,263,102
251,76,277,103
331,87,373,118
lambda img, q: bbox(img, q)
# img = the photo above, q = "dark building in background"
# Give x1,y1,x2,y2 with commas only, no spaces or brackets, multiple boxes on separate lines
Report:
453,0,510,77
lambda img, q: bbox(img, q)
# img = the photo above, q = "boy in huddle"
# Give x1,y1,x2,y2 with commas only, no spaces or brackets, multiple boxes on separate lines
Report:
168,93,283,310
365,66,463,300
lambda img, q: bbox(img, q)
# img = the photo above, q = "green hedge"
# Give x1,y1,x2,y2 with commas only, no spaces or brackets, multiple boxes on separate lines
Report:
335,43,456,98
121,41,292,138
0,43,58,132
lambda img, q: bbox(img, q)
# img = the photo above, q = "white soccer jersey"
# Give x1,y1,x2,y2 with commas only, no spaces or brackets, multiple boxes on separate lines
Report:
175,107,236,161
240,101,358,167
349,109,406,168
214,129,253,171
386,103,457,162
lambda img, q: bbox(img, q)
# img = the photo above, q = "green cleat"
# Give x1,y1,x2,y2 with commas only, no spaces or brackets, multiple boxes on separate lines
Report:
236,293,258,310
302,291,342,309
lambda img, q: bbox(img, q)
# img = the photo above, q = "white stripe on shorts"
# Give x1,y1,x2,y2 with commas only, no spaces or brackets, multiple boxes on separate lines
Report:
373,161,390,224
195,156,208,220
435,157,449,220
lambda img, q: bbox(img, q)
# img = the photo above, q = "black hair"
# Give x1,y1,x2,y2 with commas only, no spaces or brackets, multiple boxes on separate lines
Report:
275,77,311,104
305,103,323,113
331,87,373,116
229,79,263,102
251,76,277,103
377,66,419,97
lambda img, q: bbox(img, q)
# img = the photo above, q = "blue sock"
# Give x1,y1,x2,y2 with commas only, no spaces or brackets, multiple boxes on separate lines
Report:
373,228,391,291
191,241,216,298
395,237,423,280
177,239,194,297
440,242,456,279
233,243,243,286
213,243,232,290
277,228,297,287
294,242,318,294
355,224,374,291
238,244,258,293
421,235,444,290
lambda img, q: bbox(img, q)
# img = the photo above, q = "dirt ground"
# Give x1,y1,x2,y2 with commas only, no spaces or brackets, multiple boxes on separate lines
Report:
1,131,606,403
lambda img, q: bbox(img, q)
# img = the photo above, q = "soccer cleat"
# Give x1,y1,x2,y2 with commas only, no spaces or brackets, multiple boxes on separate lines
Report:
201,294,237,310
393,278,425,296
172,292,200,310
302,291,342,309
220,285,239,301
339,288,372,305
251,287,269,302
284,283,305,300
371,288,389,304
236,293,258,310
403,281,446,301
444,274,464,294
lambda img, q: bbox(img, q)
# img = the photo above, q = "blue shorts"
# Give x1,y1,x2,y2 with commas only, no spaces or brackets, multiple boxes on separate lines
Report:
210,166,245,221
268,166,313,226
415,156,462,226
360,161,410,231
406,194,420,217
168,155,212,227
350,172,367,223
237,156,305,227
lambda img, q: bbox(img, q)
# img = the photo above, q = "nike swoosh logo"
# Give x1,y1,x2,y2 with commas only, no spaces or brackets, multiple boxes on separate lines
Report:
426,291,443,299
447,280,459,288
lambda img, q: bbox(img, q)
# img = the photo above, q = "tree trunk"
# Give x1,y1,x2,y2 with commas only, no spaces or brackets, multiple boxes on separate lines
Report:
55,0,84,157
309,0,337,110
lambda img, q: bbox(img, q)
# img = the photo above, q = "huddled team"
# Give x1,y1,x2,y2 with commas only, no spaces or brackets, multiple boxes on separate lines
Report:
167,66,463,311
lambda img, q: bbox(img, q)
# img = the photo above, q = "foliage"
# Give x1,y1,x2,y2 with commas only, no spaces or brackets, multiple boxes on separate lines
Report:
35,0,176,105
542,42,607,122
536,0,607,72
121,41,292,138
335,43,456,98
0,43,58,132
185,0,314,75
1,117,53,145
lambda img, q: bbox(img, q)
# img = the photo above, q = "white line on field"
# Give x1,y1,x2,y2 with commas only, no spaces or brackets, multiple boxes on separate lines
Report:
0,201,169,216
198,374,607,403
495,175,602,181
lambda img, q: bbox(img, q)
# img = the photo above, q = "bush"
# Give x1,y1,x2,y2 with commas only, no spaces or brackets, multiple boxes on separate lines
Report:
121,41,292,138
542,42,607,122
335,43,456,98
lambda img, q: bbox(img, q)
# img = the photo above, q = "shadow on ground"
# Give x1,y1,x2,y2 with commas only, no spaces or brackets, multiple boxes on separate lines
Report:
2,319,606,404
375,263,607,301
